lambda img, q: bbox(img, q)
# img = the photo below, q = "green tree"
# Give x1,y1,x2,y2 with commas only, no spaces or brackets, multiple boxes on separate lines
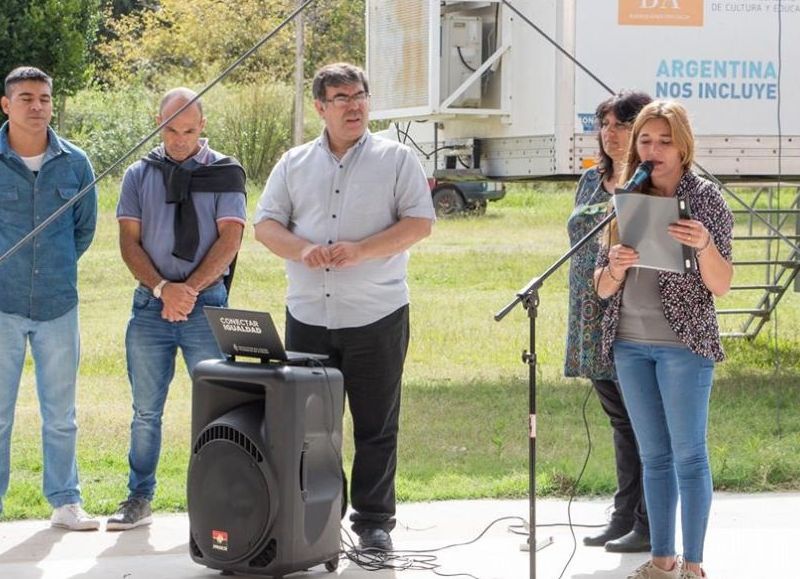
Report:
305,1,365,77
95,0,365,88
106,0,152,17
0,0,100,127
92,0,153,86
0,0,100,97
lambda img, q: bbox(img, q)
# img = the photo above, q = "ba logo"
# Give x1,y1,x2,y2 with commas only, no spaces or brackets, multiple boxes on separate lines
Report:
619,0,703,26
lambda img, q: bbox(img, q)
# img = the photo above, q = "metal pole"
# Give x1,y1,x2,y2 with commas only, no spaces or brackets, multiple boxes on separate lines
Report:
496,210,617,579
293,0,306,146
523,291,539,579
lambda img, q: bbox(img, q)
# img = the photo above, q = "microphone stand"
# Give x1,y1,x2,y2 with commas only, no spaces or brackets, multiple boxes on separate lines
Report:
494,209,616,579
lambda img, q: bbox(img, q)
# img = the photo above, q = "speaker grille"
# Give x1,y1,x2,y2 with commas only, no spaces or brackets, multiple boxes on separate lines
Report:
193,424,263,463
248,538,277,568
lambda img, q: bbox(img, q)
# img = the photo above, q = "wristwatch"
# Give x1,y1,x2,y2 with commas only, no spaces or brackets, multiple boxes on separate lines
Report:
153,279,169,299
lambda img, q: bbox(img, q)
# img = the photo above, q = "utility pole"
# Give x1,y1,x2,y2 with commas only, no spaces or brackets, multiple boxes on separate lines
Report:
293,0,305,146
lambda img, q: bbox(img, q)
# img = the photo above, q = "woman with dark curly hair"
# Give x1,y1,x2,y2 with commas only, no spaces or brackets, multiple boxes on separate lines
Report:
565,90,652,553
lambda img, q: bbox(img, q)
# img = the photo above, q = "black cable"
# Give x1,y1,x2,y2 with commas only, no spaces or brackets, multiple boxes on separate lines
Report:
0,0,317,267
338,516,528,578
484,1,501,93
394,122,460,159
396,121,408,144
457,46,477,72
305,360,537,579
556,384,595,579
451,10,496,79
395,121,415,146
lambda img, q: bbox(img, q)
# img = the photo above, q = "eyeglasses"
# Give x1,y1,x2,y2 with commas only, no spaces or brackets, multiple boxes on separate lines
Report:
601,120,631,132
323,91,370,108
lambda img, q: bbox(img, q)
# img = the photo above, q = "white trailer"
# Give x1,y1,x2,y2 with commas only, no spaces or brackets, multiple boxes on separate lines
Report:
366,0,800,180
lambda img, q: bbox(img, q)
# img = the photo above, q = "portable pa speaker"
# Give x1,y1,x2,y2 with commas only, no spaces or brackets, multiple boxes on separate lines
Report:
187,359,344,577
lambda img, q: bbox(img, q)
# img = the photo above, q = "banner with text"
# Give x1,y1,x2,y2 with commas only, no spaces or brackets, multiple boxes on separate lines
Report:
575,0,798,135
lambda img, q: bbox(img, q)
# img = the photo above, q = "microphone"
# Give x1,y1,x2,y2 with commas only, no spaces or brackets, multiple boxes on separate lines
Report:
619,161,654,192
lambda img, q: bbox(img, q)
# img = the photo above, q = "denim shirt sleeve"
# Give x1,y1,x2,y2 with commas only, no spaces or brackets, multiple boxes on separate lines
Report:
74,156,98,260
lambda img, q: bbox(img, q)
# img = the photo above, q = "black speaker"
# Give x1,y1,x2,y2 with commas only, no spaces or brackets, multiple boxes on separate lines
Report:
187,359,344,577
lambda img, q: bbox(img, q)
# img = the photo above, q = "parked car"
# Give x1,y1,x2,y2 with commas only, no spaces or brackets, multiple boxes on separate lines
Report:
428,178,506,217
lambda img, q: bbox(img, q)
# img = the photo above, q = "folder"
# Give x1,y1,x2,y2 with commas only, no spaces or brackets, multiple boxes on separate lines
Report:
613,192,695,274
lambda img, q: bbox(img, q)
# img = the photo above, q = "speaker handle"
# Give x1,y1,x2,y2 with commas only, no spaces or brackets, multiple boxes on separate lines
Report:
299,440,309,501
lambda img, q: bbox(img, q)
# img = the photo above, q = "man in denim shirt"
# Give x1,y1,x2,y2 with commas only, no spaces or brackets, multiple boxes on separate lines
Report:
0,67,98,530
108,88,246,531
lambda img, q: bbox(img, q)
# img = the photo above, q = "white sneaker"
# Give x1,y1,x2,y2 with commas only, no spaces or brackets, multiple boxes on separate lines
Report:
50,503,100,531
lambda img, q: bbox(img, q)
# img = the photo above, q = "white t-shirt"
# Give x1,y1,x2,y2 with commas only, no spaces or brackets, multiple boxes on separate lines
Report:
21,153,45,172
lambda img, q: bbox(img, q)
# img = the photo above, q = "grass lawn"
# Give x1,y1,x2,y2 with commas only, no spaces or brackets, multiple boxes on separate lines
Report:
3,180,799,520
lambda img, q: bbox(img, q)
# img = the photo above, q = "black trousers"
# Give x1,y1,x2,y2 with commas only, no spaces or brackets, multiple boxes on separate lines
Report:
592,378,649,536
286,305,410,534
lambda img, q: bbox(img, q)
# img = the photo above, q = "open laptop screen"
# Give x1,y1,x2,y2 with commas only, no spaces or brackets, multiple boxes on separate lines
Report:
203,307,325,363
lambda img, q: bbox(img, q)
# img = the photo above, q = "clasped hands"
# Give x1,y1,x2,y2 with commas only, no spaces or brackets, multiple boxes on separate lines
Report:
160,282,198,322
300,242,364,269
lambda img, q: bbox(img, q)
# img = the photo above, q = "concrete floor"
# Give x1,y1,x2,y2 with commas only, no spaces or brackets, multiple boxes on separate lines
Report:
0,493,796,579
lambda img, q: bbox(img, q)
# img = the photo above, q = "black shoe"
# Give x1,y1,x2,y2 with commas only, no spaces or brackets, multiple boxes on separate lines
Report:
604,529,651,553
582,522,631,547
106,497,152,531
358,528,393,552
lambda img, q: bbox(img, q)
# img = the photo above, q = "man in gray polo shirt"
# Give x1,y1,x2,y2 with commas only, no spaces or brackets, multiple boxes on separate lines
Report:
254,62,434,552
109,88,246,530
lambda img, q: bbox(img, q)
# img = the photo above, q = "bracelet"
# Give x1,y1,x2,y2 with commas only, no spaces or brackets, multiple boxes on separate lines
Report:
607,266,624,284
696,234,712,256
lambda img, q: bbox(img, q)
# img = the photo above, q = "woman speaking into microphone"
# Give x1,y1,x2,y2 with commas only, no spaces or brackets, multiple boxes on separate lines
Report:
593,100,734,579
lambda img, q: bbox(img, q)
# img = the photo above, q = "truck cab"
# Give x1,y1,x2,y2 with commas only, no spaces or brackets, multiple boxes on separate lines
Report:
428,176,506,217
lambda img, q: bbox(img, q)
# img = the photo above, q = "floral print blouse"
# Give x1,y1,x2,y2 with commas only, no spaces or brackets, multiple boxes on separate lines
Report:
596,171,734,362
564,168,615,380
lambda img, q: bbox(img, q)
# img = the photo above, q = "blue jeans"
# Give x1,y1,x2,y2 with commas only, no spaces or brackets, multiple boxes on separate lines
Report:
0,307,82,513
124,283,226,500
613,340,714,563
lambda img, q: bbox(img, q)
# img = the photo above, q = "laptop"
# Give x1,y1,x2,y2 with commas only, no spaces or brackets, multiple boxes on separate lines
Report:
204,307,327,364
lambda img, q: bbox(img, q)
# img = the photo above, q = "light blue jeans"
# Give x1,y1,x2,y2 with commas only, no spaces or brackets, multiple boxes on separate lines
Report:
613,340,714,563
0,307,82,513
124,283,226,500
